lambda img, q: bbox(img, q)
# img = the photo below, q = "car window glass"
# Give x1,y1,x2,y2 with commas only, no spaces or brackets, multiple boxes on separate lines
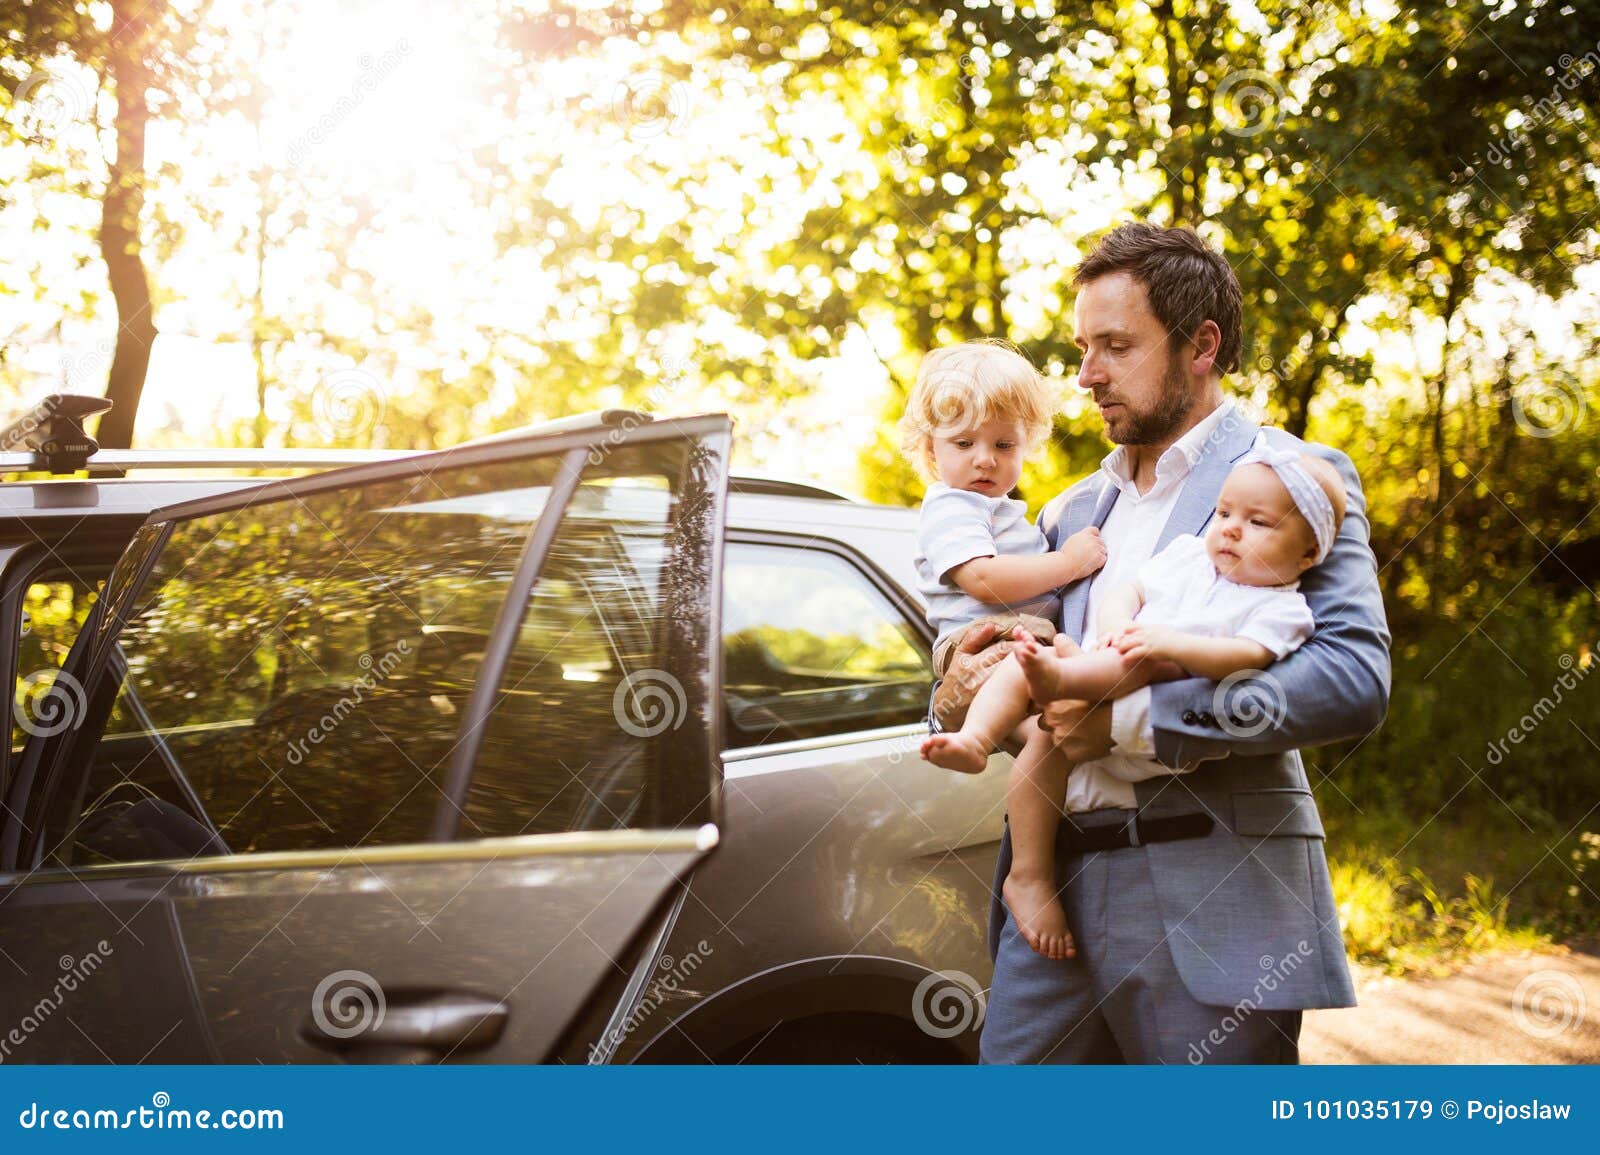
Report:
721,543,931,747
37,456,559,867
462,475,680,837
35,437,718,869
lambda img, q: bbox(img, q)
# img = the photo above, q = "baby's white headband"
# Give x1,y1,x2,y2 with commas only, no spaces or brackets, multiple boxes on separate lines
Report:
1235,434,1338,564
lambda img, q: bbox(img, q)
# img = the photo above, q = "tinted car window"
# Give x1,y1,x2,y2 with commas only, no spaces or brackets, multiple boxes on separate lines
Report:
34,438,715,868
462,477,676,837
721,542,932,747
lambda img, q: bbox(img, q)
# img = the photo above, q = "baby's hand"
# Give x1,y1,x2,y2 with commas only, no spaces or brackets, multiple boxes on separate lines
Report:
1095,618,1134,650
1060,526,1108,579
1112,623,1175,662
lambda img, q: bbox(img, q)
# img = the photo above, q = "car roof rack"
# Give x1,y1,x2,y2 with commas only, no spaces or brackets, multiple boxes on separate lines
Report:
0,446,417,477
0,398,856,501
0,393,113,473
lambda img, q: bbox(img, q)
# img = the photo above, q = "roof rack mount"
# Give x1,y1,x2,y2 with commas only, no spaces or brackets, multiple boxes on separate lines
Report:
0,394,112,474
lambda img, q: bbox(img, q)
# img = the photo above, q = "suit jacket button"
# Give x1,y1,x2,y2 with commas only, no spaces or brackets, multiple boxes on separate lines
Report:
1182,709,1199,725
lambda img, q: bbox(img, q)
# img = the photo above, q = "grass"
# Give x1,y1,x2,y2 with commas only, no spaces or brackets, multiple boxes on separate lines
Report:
1322,803,1600,977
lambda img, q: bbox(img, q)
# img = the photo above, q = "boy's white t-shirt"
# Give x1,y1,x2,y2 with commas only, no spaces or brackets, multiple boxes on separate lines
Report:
1117,532,1315,659
914,482,1062,648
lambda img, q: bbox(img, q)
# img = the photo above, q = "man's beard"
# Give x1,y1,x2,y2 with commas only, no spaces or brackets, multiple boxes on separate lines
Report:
1103,348,1194,445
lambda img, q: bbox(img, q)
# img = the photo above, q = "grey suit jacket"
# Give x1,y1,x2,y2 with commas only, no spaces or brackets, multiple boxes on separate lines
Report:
989,406,1390,1009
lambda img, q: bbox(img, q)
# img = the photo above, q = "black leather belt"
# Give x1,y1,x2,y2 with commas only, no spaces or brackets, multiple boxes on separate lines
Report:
1061,811,1215,855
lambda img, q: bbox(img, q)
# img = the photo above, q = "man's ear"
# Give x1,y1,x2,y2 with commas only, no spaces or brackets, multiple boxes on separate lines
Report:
1189,320,1222,376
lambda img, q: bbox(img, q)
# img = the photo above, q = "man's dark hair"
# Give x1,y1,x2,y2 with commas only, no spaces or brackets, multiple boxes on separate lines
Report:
1072,223,1243,374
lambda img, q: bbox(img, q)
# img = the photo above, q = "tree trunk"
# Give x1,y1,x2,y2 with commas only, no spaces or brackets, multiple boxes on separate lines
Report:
1423,261,1464,616
251,171,271,448
1154,0,1195,223
94,0,157,450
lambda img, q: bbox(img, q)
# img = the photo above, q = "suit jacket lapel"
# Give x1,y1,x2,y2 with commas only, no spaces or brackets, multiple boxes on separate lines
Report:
1152,406,1261,553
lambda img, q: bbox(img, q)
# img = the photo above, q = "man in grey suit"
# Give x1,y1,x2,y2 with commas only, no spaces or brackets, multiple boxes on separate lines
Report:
932,222,1391,1064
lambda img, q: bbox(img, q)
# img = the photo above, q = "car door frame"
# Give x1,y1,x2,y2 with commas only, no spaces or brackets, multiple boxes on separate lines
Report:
0,414,732,1063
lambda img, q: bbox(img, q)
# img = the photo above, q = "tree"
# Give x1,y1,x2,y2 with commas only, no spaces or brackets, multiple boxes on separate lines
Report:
2,0,204,446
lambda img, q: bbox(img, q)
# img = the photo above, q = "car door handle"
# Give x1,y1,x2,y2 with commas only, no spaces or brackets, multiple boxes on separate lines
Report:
302,990,509,1063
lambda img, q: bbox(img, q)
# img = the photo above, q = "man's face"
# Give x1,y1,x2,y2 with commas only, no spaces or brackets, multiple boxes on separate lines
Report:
1072,271,1193,445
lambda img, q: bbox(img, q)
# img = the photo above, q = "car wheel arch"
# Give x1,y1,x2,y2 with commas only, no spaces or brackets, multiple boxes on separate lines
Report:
627,954,982,1064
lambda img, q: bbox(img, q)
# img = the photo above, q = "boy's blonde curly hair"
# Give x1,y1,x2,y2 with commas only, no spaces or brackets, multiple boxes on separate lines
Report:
898,339,1058,480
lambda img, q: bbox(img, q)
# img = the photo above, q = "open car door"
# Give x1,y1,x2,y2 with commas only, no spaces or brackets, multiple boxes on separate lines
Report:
0,414,730,1063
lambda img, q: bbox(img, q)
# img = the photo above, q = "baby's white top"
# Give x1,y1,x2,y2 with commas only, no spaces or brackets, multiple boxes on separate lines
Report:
914,482,1061,647
1120,533,1315,659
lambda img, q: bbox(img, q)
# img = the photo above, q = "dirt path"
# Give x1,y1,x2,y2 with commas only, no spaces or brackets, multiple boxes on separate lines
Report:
1302,939,1600,1064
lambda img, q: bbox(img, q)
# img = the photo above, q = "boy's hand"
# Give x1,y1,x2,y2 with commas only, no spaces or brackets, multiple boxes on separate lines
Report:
1059,526,1108,580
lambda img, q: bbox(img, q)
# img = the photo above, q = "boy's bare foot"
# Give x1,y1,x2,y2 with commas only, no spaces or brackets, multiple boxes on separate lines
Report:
920,732,989,774
1014,629,1071,705
1003,871,1076,960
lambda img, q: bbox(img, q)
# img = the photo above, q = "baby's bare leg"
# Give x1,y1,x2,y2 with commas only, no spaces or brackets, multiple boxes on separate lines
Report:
1003,717,1076,960
921,656,1034,774
1014,630,1161,706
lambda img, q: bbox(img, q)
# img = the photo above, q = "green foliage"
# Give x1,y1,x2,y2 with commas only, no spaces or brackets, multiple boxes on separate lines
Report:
2,0,1598,962
1329,854,1543,975
1326,803,1596,975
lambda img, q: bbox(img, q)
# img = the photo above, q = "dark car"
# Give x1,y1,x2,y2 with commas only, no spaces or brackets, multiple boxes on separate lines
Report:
0,401,1004,1063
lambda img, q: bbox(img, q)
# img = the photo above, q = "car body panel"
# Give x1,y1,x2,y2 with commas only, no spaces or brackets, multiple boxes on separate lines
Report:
0,427,1007,1063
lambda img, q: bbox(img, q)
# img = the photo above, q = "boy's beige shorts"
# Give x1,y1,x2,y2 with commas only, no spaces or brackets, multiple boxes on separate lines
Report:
931,612,1059,678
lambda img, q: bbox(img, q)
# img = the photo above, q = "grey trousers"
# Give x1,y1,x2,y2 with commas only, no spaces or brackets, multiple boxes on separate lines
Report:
979,808,1303,1065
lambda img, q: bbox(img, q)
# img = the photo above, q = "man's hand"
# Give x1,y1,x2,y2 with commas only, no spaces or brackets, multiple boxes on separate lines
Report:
931,620,1015,730
1037,634,1115,762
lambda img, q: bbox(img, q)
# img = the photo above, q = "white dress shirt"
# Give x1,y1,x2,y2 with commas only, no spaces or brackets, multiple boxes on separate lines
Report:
1062,399,1236,813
